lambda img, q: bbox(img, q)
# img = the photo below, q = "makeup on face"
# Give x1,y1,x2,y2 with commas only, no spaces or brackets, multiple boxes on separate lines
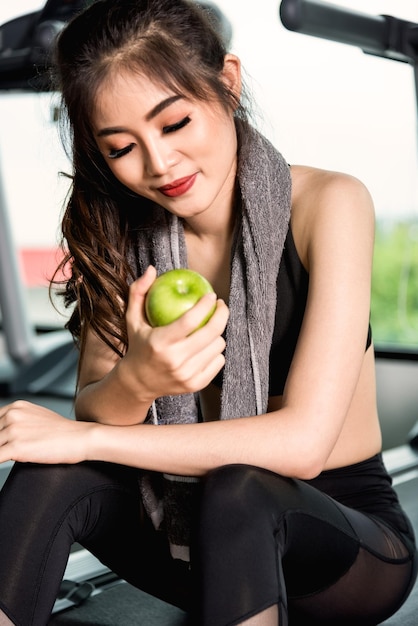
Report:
93,72,238,222
157,173,198,197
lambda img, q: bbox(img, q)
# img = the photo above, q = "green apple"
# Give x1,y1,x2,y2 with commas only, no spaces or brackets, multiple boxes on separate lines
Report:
145,268,216,328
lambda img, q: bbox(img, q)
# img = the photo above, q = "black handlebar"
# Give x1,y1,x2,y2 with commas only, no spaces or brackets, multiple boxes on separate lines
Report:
279,0,418,65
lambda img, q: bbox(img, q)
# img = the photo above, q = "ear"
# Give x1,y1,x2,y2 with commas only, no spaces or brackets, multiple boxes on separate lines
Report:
221,53,242,102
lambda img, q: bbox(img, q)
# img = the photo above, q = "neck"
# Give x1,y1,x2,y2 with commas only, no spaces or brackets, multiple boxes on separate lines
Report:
183,188,240,303
184,183,239,242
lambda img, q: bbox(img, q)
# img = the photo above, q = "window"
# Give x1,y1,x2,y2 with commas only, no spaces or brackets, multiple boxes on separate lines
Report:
216,0,418,350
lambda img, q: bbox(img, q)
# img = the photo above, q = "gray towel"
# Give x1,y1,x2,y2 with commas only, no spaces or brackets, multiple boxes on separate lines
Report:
132,121,291,560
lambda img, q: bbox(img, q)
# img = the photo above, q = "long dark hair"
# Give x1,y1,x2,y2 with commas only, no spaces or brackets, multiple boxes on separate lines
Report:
52,0,248,363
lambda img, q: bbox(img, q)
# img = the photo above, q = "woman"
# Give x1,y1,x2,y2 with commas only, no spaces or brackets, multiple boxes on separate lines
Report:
0,0,416,624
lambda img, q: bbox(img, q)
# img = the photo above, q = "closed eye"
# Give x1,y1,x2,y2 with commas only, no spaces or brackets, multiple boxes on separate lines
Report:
108,143,135,159
162,116,191,134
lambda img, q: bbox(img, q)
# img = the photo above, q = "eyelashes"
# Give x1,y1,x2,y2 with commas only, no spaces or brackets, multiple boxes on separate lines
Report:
108,143,135,159
162,116,191,134
107,116,192,160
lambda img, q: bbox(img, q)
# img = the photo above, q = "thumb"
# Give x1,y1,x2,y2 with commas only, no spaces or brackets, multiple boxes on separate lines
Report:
126,265,157,328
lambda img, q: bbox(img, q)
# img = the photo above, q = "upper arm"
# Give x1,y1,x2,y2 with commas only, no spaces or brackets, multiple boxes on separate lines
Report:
77,328,121,392
282,168,375,462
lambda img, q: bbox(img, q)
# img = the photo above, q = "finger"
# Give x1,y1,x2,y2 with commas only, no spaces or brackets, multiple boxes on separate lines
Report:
158,300,228,380
202,298,229,334
0,401,13,418
158,292,221,341
184,298,229,342
188,334,226,378
0,400,31,423
126,265,157,328
0,403,14,427
172,335,226,393
0,424,12,463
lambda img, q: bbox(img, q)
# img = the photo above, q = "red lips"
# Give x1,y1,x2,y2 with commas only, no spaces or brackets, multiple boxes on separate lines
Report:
158,173,197,197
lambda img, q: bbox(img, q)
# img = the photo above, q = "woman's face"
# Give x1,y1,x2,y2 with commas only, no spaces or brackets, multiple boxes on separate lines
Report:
93,66,239,223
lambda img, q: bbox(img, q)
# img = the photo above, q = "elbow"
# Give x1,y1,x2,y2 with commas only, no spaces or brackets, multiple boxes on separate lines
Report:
284,442,329,481
290,459,323,481
266,453,324,481
294,461,324,481
270,409,337,480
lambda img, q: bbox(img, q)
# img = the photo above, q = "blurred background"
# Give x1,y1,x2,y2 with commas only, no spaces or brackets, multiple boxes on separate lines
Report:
0,4,417,622
0,0,417,345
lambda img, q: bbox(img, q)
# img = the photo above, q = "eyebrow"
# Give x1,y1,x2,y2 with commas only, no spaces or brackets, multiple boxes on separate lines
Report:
96,95,183,138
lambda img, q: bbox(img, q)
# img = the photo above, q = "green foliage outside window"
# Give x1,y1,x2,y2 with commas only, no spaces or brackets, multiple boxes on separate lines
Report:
371,220,418,349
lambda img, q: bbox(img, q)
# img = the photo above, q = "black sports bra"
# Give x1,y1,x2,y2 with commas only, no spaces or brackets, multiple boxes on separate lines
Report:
213,225,372,396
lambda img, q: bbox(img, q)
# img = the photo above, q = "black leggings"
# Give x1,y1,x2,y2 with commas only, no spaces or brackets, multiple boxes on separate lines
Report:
0,461,416,626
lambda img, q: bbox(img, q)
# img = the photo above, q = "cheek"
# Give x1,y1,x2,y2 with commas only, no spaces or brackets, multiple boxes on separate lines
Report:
108,160,142,188
202,114,236,163
208,128,237,176
190,123,225,172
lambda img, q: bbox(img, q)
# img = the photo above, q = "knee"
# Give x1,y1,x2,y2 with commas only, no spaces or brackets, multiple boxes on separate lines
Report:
4,462,78,499
195,464,290,563
199,463,305,528
199,464,286,528
202,463,263,502
1,462,139,546
3,461,134,509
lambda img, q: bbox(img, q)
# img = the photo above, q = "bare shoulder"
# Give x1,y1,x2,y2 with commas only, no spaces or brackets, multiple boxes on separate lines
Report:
289,165,375,267
290,164,374,215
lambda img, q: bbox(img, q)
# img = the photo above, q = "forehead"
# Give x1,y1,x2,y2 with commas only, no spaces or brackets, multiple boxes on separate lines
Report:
93,71,181,128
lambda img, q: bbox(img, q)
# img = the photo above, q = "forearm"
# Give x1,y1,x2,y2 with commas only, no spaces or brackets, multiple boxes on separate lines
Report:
75,357,154,425
85,410,318,479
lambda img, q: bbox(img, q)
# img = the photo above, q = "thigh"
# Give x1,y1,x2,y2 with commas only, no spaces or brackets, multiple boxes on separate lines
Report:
286,510,417,625
195,464,417,626
195,464,361,625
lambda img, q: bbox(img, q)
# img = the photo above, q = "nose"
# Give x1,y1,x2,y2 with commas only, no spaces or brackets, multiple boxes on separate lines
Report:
143,138,176,177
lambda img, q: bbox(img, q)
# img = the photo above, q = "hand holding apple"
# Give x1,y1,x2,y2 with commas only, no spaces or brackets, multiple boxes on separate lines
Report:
123,266,228,400
145,268,216,329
